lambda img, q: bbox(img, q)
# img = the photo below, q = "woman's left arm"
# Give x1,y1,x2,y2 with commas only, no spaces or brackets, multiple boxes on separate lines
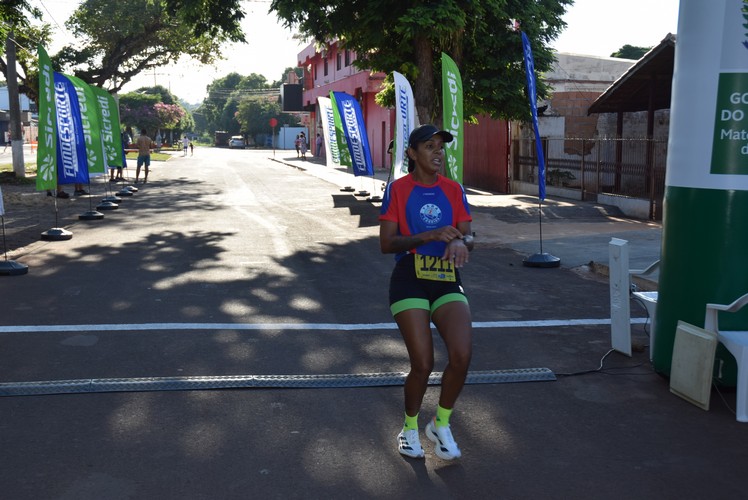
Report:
441,221,473,267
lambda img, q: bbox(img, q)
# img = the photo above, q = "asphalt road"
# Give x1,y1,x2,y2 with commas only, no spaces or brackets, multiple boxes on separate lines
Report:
0,149,745,499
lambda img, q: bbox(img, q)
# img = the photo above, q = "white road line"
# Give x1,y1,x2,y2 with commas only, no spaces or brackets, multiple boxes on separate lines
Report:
0,318,648,333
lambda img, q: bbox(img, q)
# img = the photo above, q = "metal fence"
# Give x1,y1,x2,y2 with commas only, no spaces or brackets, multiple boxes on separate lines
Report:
513,138,667,219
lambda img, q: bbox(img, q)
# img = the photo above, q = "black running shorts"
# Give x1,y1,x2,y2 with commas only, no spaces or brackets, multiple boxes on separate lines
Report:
388,253,468,317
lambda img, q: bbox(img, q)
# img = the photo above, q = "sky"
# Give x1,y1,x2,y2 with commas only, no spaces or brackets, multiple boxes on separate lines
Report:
551,0,680,56
28,0,680,105
32,0,307,104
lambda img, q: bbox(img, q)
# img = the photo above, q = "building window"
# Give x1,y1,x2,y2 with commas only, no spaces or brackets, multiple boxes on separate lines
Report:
336,52,342,71
324,56,328,77
344,49,351,67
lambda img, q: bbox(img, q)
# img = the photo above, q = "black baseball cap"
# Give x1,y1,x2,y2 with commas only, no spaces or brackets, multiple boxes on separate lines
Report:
408,124,453,148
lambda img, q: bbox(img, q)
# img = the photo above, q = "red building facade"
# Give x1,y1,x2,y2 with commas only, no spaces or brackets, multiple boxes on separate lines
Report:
296,42,509,191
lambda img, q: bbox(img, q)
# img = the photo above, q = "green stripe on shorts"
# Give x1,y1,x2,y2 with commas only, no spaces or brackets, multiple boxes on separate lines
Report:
431,293,468,314
391,298,430,316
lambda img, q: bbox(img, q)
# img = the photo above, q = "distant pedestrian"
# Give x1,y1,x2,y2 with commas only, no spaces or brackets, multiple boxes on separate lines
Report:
135,128,155,184
189,141,194,156
316,133,323,158
294,134,301,157
182,136,189,156
3,130,9,152
300,133,308,160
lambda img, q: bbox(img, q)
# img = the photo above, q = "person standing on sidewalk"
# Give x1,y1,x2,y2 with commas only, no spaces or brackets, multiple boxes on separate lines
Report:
315,133,323,158
379,124,474,460
299,132,307,160
135,128,154,184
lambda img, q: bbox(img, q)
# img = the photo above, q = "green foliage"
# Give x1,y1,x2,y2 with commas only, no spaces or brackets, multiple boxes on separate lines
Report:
0,0,41,26
119,86,192,136
271,66,304,88
610,44,651,60
163,0,245,42
235,97,295,142
271,0,572,123
53,0,245,93
0,1,52,102
547,168,575,186
198,72,287,135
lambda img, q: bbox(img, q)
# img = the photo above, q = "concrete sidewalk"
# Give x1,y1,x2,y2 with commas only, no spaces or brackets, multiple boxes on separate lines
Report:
277,153,663,287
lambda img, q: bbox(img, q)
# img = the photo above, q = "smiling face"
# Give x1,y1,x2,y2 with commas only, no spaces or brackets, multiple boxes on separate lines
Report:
407,136,446,180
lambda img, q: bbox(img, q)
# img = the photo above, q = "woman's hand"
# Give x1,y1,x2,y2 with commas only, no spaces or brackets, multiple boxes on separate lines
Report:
429,225,463,243
441,236,469,268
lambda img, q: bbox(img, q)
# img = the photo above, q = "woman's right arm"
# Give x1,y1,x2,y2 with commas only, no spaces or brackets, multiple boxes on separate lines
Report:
379,220,464,254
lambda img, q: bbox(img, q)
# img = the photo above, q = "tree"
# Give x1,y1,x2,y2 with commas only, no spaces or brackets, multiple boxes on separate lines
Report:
2,0,247,101
270,0,572,124
164,0,245,41
235,97,298,143
200,72,278,135
610,44,651,60
119,87,190,138
271,66,304,88
54,0,246,93
0,1,53,102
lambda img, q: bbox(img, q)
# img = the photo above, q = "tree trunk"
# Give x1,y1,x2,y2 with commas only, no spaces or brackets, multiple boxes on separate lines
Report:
413,35,434,125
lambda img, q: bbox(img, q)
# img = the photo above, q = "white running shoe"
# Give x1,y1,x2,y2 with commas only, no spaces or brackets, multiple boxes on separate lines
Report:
397,429,425,458
426,418,462,460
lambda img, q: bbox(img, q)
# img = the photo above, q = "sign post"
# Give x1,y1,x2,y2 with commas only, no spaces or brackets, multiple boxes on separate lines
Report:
270,118,278,158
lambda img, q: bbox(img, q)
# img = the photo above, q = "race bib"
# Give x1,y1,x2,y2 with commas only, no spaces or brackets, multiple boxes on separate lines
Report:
414,254,456,282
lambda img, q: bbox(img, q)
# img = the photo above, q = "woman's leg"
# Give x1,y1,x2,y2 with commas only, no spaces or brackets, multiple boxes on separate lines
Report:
431,301,472,409
394,308,434,416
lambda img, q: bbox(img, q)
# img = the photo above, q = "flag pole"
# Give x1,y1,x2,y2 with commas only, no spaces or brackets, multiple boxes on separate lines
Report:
79,180,104,220
518,27,559,268
41,193,73,241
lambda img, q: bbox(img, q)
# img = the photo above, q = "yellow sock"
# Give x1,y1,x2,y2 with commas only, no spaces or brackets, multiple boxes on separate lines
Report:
435,405,453,428
403,412,419,431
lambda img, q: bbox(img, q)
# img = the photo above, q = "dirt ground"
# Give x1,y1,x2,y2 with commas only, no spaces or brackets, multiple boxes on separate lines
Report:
0,172,117,258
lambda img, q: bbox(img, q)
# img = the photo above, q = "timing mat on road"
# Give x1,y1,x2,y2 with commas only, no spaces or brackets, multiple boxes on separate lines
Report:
0,318,650,397
0,369,556,397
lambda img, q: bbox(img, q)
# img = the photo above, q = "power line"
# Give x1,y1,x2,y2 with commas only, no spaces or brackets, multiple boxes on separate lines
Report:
207,88,280,99
37,0,66,35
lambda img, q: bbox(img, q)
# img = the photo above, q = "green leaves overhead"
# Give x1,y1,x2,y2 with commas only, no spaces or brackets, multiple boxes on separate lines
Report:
271,0,573,123
53,0,245,93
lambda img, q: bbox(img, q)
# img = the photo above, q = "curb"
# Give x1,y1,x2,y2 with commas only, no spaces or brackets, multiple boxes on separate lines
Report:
588,261,659,291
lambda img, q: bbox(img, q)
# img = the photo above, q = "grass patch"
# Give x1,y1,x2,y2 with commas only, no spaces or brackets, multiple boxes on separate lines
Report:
0,163,37,185
125,152,171,161
0,152,169,184
0,171,37,185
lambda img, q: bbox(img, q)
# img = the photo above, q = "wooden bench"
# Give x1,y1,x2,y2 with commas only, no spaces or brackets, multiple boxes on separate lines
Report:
704,293,748,422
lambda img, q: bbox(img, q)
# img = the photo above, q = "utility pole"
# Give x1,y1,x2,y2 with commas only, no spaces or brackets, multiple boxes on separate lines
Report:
5,32,26,177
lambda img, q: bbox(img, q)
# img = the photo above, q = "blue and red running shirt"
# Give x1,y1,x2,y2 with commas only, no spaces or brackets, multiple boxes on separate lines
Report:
380,174,472,261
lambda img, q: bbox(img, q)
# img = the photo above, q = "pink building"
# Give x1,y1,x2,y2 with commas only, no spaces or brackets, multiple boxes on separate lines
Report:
297,42,510,192
297,42,391,170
